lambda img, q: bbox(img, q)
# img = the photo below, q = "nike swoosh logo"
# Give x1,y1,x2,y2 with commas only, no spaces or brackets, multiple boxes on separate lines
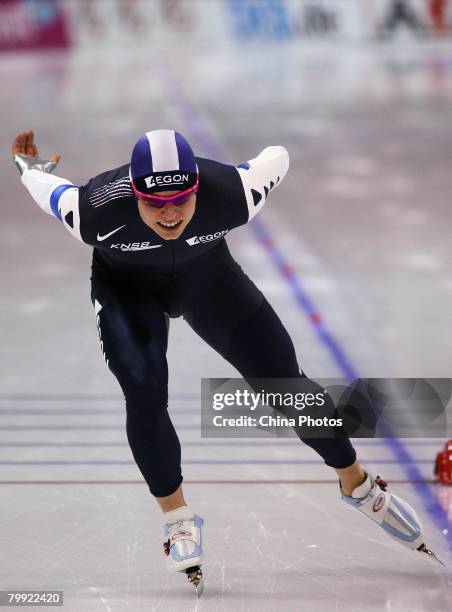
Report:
97,225,126,241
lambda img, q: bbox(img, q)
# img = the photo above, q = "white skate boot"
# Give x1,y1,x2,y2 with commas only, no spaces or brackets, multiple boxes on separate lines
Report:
341,473,443,564
163,505,204,596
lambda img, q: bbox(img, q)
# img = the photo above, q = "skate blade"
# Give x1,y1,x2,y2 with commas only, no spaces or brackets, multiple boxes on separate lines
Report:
186,565,204,597
417,543,445,566
194,579,204,598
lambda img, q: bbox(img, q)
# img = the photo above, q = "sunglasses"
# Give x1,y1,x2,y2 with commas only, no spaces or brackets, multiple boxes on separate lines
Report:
131,176,199,208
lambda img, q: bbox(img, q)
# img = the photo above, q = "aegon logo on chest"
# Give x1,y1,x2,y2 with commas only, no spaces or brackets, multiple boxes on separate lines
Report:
186,230,229,246
145,173,190,188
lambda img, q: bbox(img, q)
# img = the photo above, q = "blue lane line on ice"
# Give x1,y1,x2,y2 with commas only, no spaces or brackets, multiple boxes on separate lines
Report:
158,63,451,549
251,221,357,378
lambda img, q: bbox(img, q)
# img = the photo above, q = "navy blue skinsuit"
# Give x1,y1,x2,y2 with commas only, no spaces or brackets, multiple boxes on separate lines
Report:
22,149,356,495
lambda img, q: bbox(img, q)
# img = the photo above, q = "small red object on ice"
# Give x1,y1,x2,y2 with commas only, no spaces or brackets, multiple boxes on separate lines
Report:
434,439,452,484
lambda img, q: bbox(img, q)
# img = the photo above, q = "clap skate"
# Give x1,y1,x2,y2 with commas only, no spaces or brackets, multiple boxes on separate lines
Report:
163,506,204,597
341,473,444,565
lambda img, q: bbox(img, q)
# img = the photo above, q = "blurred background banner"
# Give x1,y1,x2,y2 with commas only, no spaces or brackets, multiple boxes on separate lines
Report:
55,0,452,47
2,0,451,52
0,0,70,51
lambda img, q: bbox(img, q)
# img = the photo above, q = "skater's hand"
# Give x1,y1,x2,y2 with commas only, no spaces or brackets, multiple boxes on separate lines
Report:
12,130,61,164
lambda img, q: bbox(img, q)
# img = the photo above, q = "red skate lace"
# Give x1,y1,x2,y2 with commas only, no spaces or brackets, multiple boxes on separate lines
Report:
163,540,170,556
375,475,388,491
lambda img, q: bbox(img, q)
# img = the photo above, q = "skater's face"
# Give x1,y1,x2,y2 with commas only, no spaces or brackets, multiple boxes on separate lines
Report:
137,191,197,240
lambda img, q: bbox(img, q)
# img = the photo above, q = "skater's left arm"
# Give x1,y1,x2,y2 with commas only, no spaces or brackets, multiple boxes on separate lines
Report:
236,145,290,221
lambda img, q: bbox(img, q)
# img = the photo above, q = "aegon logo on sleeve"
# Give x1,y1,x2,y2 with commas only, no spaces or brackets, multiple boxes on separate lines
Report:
186,229,229,246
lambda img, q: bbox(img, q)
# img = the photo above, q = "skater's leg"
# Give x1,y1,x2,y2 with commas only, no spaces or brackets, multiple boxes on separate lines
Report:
185,256,440,560
184,255,358,470
91,276,204,579
90,276,183,500
224,298,359,469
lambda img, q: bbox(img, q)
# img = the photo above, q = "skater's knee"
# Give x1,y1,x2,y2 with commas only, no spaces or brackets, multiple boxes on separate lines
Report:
112,345,168,398
125,380,168,414
125,364,167,390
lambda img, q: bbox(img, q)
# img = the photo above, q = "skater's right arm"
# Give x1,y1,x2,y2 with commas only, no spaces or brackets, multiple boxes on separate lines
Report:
13,131,84,242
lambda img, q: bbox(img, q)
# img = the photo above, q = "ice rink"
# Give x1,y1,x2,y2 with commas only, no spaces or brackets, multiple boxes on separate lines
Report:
1,11,452,611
